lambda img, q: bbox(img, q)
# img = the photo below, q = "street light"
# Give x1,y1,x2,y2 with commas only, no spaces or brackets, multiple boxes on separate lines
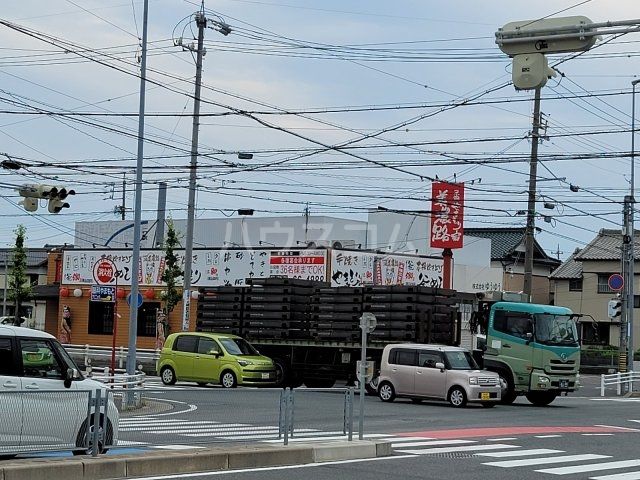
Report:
628,79,640,374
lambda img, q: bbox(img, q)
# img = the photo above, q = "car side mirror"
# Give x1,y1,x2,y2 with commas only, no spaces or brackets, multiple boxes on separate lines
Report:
210,350,222,358
435,362,445,372
64,367,78,389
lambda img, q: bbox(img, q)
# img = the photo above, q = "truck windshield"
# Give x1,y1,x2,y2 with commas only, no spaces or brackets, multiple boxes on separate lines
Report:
534,314,579,346
219,338,259,356
444,351,478,370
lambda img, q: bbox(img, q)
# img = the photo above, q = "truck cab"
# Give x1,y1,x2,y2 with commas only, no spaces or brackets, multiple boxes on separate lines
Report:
475,299,580,406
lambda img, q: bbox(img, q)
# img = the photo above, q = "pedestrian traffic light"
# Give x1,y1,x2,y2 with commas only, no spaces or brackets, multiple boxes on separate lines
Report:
48,198,70,213
19,197,38,212
608,298,622,319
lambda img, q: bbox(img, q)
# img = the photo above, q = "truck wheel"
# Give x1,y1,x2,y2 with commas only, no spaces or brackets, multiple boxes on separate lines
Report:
160,366,176,385
273,359,288,387
497,371,517,404
525,391,557,406
378,381,395,402
448,386,467,408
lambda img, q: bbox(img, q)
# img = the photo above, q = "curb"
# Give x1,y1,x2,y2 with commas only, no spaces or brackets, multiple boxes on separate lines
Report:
0,440,392,480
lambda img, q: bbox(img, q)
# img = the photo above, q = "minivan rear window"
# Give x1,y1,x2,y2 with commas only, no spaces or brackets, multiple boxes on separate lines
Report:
174,335,198,353
388,348,416,366
0,338,15,376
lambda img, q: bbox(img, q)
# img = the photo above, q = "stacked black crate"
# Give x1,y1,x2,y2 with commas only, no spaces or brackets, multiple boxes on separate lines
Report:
310,287,362,341
196,286,244,335
415,287,459,345
243,278,316,340
363,286,420,342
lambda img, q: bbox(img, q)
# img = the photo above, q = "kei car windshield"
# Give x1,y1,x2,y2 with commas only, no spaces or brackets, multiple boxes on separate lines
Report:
444,350,478,370
534,314,579,346
219,338,259,356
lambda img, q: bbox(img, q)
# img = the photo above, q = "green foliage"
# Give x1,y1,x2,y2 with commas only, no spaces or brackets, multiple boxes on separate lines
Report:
8,225,32,326
160,219,183,323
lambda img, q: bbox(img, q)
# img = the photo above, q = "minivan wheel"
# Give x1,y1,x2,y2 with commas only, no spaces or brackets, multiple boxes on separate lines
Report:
73,417,113,455
365,376,379,396
160,366,176,385
221,370,237,388
378,381,396,402
448,386,467,408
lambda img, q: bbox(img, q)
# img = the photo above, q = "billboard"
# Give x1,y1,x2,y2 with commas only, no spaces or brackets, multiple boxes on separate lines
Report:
430,181,464,249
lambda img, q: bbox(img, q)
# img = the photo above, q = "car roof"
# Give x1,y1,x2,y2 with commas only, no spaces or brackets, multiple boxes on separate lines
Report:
170,331,239,340
385,343,467,352
0,325,55,339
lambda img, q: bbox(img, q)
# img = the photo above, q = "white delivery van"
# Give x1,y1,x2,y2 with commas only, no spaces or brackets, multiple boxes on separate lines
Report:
377,343,501,408
0,325,119,455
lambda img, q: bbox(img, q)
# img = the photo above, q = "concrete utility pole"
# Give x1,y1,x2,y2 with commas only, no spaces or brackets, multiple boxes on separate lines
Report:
622,198,632,374
523,87,542,298
127,0,150,375
182,12,207,331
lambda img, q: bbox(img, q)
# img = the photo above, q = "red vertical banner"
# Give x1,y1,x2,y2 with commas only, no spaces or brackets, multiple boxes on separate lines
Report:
430,182,464,249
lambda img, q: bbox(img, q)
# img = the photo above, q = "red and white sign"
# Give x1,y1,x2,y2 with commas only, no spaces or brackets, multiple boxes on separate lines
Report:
430,181,464,249
93,258,117,285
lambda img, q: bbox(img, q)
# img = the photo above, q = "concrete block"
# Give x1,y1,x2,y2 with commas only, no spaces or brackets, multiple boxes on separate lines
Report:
3,461,84,480
376,440,393,456
125,451,228,477
312,441,376,462
82,457,127,479
228,446,313,469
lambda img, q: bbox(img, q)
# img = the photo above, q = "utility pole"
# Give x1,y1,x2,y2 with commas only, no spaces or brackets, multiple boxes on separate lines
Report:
126,0,150,376
622,198,632,374
121,173,126,220
627,78,639,375
182,11,207,332
523,87,542,299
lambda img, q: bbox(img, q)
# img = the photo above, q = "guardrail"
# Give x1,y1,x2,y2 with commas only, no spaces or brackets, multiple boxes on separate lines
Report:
88,367,146,389
600,371,639,396
63,344,160,370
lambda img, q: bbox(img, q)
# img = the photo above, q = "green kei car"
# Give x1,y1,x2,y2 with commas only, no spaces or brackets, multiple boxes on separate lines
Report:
157,332,277,388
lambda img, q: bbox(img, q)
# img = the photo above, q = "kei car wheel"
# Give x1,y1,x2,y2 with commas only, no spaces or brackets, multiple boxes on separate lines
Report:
378,381,396,402
448,386,467,408
221,370,237,388
160,366,176,385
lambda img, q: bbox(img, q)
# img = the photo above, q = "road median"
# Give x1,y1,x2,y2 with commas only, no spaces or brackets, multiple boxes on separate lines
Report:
0,440,391,480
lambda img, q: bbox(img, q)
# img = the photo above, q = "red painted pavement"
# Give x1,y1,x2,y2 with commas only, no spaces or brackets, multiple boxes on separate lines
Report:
397,425,638,439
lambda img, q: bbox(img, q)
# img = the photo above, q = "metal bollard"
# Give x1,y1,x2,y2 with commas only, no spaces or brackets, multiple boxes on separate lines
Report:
289,388,295,438
600,374,605,397
119,346,125,369
343,389,348,435
283,389,290,446
84,344,90,367
278,389,286,439
617,372,621,396
91,389,102,457
348,387,354,441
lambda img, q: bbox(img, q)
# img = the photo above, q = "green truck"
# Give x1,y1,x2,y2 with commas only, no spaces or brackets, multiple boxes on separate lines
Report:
472,293,581,406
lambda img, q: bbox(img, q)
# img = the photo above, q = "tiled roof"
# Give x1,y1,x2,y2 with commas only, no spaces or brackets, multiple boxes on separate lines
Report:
574,229,640,261
550,250,583,279
466,227,560,266
0,248,49,268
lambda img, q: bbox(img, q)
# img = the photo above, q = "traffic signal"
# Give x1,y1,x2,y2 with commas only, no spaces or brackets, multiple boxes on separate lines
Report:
16,183,76,213
608,298,622,319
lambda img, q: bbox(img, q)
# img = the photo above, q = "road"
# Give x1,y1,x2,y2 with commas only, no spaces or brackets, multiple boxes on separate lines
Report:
117,375,640,480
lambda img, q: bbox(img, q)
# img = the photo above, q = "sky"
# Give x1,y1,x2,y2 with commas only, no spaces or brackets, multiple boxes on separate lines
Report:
0,0,638,260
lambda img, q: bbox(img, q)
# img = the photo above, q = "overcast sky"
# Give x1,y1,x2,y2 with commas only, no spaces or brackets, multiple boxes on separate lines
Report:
0,0,638,260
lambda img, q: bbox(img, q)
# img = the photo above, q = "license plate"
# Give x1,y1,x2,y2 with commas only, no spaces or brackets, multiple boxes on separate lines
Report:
262,373,270,379
481,392,490,400
559,379,569,389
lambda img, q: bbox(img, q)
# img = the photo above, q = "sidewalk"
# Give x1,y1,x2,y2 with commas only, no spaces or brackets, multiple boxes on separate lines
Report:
0,440,391,480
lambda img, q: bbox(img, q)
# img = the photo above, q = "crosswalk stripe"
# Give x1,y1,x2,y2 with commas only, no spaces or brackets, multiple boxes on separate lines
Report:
477,449,565,458
535,435,563,438
385,437,436,443
184,428,317,438
121,426,282,434
119,420,222,425
262,433,391,443
537,459,640,475
486,438,517,441
391,440,476,448
484,454,610,468
591,471,640,480
395,444,519,455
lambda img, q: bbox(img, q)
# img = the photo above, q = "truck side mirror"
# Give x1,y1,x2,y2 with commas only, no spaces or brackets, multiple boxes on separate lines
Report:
435,362,445,372
525,332,533,345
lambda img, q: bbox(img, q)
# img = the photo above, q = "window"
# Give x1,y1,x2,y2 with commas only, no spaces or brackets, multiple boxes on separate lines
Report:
219,337,258,356
19,339,64,379
0,338,16,376
492,310,533,339
444,351,477,370
597,274,615,294
569,278,583,292
137,303,160,337
634,295,640,309
174,335,197,353
418,351,442,368
580,322,610,345
197,338,220,355
388,348,416,366
88,302,114,335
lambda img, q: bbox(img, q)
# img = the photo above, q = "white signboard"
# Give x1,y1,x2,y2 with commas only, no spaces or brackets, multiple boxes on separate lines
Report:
62,249,328,287
330,250,443,287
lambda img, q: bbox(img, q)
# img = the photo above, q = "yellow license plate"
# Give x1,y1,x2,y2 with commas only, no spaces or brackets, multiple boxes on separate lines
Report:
481,392,490,400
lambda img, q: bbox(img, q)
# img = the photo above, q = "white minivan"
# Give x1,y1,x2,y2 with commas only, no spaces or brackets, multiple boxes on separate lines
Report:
378,343,501,407
0,325,119,455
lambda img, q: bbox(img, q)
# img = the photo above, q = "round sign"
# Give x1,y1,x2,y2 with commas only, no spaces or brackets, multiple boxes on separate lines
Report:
93,259,116,285
608,273,624,291
127,292,144,308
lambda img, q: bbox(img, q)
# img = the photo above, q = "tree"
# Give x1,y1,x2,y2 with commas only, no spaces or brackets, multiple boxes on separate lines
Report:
8,225,31,326
160,219,183,332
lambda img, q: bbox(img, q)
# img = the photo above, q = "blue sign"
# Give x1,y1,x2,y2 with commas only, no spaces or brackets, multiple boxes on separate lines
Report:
91,285,115,302
127,292,144,308
608,274,624,291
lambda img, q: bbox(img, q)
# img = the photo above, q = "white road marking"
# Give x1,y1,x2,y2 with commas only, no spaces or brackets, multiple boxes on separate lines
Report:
534,435,563,438
263,433,391,443
582,433,614,436
538,459,640,475
396,443,520,455
151,445,206,450
484,454,610,468
390,439,476,448
486,437,518,441
594,425,640,432
591,471,640,480
384,436,436,443
476,449,565,458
